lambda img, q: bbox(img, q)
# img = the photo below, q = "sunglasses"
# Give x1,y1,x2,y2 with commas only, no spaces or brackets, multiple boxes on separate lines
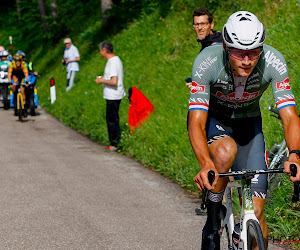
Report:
228,47,263,61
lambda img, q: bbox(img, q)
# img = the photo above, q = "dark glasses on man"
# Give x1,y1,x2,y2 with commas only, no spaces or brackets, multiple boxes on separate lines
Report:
228,47,263,61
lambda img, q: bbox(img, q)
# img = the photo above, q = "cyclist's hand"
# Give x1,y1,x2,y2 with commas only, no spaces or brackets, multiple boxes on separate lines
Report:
193,166,219,191
284,161,300,182
186,82,192,89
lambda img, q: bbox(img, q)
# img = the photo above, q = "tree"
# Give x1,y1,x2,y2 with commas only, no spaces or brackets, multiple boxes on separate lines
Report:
16,0,21,21
101,0,113,24
38,0,49,33
49,0,59,21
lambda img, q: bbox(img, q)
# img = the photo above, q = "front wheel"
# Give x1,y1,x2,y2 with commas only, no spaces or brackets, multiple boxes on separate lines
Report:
17,95,23,122
247,220,266,250
29,94,35,116
2,86,9,110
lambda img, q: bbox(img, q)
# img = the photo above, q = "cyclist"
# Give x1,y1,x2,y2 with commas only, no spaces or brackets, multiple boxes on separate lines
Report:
188,11,300,249
7,53,29,115
0,50,11,65
0,50,11,82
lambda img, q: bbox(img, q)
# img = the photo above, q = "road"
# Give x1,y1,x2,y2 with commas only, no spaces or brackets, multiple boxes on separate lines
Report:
0,107,286,249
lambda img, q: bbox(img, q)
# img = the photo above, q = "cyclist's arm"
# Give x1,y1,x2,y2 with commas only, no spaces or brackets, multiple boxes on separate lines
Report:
188,110,218,190
279,106,300,181
7,64,13,83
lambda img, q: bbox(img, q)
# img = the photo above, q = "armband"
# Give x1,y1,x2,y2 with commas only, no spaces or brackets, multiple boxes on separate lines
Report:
290,150,300,158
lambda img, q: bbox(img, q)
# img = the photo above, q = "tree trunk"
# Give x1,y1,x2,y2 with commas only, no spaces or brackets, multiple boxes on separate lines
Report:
101,0,113,24
38,0,49,33
16,0,21,21
49,0,59,21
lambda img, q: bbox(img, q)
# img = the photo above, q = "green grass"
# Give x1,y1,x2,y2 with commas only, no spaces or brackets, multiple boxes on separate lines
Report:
3,0,299,245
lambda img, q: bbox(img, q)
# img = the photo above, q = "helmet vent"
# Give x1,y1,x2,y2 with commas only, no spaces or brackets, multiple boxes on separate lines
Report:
259,30,266,43
240,17,251,21
223,27,234,44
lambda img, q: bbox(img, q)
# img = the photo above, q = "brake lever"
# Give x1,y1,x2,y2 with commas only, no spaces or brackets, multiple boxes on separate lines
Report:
200,170,215,210
290,164,299,203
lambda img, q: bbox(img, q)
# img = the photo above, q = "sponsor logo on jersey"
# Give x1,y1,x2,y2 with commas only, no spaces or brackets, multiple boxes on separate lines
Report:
263,50,287,75
194,56,218,78
216,91,259,103
191,81,205,93
276,78,290,90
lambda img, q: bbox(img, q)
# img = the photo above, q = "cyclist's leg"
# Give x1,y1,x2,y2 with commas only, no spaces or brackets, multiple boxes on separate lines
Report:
11,75,18,92
201,114,237,250
232,116,268,247
21,85,26,105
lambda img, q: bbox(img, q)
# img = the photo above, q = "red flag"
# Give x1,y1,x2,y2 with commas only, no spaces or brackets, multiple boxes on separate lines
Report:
128,86,154,132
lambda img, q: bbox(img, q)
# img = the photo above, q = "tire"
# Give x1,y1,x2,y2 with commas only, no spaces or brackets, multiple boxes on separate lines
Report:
2,86,9,110
220,205,231,249
17,95,23,122
29,94,35,116
247,220,266,250
268,153,288,182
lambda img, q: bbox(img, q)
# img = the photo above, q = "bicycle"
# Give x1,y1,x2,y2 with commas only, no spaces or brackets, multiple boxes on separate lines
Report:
201,165,299,250
267,105,300,182
14,85,26,122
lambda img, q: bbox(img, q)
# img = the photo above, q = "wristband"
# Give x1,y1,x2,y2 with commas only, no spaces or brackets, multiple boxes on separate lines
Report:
290,150,300,158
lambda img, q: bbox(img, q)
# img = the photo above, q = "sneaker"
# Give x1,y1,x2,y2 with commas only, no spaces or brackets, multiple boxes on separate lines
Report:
105,146,118,152
195,207,207,216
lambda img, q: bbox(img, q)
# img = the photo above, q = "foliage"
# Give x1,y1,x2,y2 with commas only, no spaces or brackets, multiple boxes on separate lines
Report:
0,0,299,245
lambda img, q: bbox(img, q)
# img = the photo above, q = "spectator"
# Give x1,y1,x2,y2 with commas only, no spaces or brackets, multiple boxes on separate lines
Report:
62,38,80,92
94,41,126,152
193,7,223,52
186,8,222,90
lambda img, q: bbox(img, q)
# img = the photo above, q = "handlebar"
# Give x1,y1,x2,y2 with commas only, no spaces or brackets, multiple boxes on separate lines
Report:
200,171,215,210
290,164,300,202
201,165,299,207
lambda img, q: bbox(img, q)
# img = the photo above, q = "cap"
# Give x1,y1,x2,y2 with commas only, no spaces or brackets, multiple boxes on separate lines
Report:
64,38,72,44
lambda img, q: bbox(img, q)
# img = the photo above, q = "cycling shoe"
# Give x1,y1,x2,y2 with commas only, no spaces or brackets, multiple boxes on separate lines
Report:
201,228,220,250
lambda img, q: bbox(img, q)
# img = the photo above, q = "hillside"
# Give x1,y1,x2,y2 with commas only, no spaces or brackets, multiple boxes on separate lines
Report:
1,0,300,246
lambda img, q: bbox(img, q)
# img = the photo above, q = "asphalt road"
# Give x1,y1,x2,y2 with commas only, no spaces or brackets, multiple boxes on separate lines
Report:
0,107,286,249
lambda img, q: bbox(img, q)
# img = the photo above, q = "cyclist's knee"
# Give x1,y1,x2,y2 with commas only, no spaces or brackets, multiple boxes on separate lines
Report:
210,138,237,171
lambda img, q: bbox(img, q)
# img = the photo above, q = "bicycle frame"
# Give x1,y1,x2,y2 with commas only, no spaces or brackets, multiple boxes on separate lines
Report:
221,178,259,249
16,88,24,111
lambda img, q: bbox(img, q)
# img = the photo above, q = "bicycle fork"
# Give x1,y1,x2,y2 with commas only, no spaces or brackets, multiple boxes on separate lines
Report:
17,92,24,110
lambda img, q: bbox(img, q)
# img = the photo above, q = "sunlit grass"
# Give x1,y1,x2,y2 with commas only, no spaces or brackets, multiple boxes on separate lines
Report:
14,0,300,244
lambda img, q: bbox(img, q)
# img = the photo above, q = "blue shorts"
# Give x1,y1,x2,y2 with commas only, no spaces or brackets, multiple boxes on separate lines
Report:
206,113,268,199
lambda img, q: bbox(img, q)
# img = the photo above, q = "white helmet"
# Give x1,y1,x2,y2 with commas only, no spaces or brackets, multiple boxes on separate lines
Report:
222,11,265,50
0,50,9,57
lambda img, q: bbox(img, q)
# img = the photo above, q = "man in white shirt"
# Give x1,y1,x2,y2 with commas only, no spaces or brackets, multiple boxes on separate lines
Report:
94,41,126,152
62,38,80,92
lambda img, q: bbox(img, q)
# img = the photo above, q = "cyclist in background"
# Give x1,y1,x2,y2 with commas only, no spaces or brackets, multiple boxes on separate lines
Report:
188,11,300,249
0,50,11,65
8,53,29,115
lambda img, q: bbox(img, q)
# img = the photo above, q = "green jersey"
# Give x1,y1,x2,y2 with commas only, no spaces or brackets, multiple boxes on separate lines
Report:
189,44,295,118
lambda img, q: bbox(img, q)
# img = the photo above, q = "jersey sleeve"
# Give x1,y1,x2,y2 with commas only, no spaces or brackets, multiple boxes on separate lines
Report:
188,48,217,112
22,61,28,74
262,45,296,110
8,62,14,73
